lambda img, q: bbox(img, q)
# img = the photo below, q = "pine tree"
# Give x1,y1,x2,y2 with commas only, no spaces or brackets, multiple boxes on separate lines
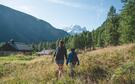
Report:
98,33,104,48
86,32,93,50
92,29,96,50
71,35,79,49
106,6,120,46
119,0,135,43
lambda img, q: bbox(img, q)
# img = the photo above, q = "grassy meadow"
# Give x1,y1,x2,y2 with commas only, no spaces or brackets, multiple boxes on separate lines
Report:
0,44,135,84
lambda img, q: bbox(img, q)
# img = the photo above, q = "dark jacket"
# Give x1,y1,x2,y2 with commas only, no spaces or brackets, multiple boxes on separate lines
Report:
66,51,79,65
54,46,67,60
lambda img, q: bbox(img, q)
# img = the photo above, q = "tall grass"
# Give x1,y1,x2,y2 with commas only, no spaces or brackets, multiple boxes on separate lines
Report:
0,44,135,84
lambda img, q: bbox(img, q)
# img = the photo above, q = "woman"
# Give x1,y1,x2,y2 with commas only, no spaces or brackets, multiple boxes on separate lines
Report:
53,40,67,79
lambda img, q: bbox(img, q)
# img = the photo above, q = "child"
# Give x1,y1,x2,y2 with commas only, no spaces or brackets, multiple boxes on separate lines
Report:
66,48,80,78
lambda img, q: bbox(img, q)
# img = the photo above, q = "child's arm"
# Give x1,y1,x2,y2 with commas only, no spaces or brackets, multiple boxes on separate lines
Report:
66,53,71,65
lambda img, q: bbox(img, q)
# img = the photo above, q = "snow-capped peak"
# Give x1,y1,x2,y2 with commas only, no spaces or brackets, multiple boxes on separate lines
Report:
64,24,87,35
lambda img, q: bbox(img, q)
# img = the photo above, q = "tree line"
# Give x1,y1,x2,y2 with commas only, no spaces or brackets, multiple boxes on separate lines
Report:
64,0,135,49
32,0,135,51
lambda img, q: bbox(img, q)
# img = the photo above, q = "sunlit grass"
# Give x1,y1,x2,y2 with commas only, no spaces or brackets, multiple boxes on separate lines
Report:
0,43,135,84
0,55,36,64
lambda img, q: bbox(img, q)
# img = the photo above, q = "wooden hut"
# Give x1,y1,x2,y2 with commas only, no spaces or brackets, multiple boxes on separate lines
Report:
0,40,33,55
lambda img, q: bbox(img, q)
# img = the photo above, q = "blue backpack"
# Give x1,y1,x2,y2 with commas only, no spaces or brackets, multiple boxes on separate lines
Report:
68,52,78,64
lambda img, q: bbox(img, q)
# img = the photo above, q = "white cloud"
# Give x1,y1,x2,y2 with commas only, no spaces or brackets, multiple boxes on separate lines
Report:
0,0,33,14
46,0,105,12
46,0,106,28
47,0,82,8
18,5,33,13
46,0,90,10
95,0,106,21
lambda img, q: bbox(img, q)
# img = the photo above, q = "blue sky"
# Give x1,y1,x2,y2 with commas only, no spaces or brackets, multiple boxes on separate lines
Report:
0,0,123,31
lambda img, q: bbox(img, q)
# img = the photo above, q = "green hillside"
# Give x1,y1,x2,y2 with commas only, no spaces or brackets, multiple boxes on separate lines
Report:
0,5,68,43
0,44,135,84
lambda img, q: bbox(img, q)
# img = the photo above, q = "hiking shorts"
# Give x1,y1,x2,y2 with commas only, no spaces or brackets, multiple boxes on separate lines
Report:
56,60,64,65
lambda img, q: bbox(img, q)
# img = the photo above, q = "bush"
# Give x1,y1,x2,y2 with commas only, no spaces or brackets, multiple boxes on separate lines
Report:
84,65,109,83
111,62,135,84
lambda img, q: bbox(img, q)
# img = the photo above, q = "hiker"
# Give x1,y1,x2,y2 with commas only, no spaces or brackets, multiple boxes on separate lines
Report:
66,48,80,78
53,40,67,79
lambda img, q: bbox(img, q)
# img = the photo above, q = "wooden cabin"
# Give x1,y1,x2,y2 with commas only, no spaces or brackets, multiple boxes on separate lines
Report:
0,40,33,55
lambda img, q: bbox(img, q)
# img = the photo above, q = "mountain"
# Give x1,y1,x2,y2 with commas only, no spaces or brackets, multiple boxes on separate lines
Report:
64,25,87,35
0,5,68,43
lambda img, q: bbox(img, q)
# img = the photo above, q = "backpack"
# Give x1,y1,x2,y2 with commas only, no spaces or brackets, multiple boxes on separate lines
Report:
70,52,78,64
55,47,66,57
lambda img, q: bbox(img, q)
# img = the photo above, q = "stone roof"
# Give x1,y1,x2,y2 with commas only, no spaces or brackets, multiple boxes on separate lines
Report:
9,42,32,51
